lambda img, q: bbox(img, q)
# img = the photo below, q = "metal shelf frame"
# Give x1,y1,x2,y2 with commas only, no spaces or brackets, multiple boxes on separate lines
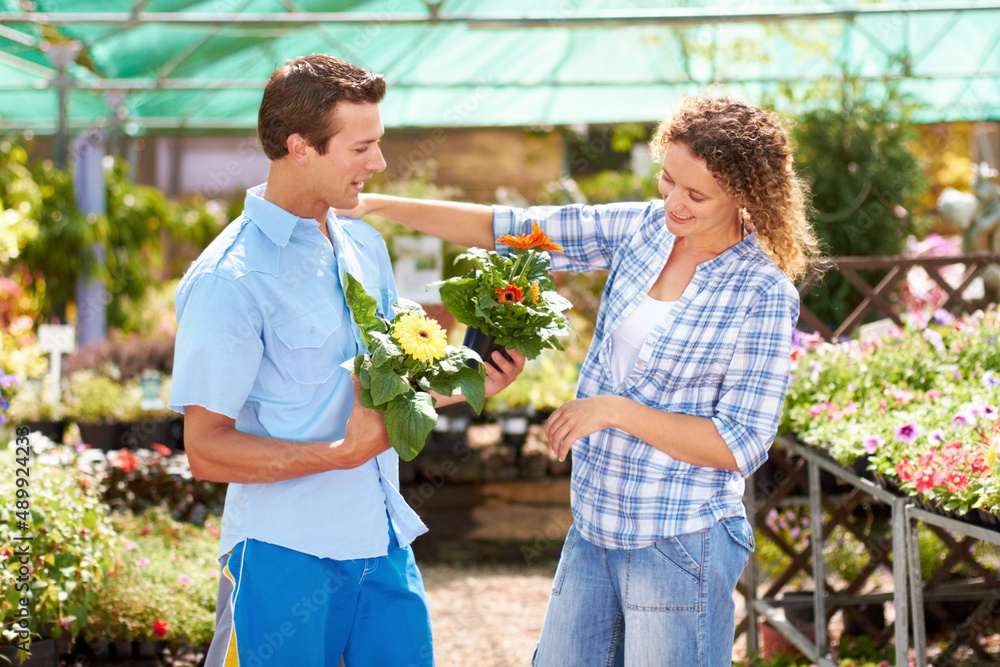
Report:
746,438,1000,665
745,437,912,666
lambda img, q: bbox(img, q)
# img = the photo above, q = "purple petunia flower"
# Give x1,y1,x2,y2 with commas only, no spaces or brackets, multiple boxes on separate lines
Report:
895,422,921,445
933,308,956,326
0,371,19,389
929,428,946,444
953,411,975,428
923,328,945,351
983,370,1000,388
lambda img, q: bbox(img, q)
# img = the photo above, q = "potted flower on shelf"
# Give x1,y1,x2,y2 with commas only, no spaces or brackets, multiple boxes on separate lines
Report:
435,223,573,369
343,273,487,461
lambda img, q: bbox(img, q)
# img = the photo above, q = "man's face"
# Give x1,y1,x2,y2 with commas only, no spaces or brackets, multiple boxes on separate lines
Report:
311,102,386,210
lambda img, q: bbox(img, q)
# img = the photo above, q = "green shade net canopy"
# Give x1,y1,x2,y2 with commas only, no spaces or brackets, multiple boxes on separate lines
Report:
1,0,999,133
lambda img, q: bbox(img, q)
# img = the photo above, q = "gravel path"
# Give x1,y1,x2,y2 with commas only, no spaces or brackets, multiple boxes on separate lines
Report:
422,564,555,667
422,563,750,666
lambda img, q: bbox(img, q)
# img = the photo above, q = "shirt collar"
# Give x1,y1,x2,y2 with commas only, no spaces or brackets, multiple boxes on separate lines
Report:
691,231,761,273
243,184,300,247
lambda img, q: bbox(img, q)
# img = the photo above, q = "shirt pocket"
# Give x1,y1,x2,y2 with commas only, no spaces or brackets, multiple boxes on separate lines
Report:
272,303,347,385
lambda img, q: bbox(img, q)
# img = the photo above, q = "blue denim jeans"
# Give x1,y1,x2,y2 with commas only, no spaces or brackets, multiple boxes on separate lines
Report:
532,517,753,667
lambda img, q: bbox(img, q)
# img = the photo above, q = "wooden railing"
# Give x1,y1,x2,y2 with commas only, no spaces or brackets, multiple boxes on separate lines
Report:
797,251,1000,340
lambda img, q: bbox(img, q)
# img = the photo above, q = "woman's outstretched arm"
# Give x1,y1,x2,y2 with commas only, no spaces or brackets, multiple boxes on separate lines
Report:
340,193,497,249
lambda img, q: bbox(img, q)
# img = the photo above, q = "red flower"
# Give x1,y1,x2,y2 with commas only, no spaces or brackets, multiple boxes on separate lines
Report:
113,449,139,474
495,284,524,305
914,470,944,493
152,443,172,456
153,620,169,639
946,472,969,491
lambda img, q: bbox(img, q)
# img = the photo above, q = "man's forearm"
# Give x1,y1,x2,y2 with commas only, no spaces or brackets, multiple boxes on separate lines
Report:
183,407,388,483
363,194,496,249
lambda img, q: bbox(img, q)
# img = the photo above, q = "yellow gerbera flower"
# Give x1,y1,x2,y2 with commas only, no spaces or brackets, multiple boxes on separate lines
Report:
392,312,448,362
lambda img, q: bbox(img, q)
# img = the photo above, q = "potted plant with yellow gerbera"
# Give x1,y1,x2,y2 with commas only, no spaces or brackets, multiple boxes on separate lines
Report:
435,223,573,368
343,273,487,460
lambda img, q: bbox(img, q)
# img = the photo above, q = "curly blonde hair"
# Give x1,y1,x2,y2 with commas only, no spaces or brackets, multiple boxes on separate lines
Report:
651,96,820,281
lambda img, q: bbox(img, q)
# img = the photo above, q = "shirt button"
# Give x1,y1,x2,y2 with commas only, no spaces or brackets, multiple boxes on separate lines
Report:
637,361,645,369
310,326,317,334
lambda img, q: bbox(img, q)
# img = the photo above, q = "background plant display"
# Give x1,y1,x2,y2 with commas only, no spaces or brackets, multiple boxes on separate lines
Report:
345,273,486,461
437,224,573,361
0,439,119,654
783,306,1000,515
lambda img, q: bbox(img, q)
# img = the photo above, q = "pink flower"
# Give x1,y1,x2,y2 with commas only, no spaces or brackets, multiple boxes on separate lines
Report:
929,428,946,444
952,411,974,427
926,389,942,401
889,387,914,405
177,574,193,585
895,422,921,445
809,402,833,418
946,472,969,491
863,436,884,455
135,558,150,567
124,541,138,551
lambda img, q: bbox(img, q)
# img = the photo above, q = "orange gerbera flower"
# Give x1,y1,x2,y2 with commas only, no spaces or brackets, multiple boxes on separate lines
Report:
496,223,564,253
495,284,524,305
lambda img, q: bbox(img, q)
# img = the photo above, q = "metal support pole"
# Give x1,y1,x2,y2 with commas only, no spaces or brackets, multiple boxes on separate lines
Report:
892,496,911,666
72,130,107,348
43,41,81,170
907,505,928,667
808,459,828,655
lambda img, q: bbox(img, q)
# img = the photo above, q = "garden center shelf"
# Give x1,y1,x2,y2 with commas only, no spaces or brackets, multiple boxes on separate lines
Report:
744,436,1000,667
744,436,911,667
906,505,1000,667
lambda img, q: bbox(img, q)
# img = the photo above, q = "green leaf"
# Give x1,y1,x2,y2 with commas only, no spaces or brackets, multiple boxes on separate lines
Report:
455,365,487,414
369,364,414,406
384,392,438,461
356,359,376,409
343,272,385,348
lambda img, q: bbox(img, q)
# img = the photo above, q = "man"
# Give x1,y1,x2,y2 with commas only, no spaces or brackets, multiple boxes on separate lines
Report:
169,54,524,666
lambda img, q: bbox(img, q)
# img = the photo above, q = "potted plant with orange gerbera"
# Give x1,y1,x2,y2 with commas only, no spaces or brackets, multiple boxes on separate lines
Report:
343,273,486,460
434,223,573,369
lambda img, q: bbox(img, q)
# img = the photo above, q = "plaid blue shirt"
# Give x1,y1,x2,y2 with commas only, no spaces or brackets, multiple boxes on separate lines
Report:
494,202,799,548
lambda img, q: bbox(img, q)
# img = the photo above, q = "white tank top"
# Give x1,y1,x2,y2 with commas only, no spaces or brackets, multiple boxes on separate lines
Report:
610,294,676,386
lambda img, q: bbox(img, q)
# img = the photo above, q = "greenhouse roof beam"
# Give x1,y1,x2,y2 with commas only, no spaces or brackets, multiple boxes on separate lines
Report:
3,70,999,92
4,3,1000,29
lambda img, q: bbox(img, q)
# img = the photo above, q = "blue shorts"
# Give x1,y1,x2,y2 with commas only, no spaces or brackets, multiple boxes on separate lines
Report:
204,524,433,667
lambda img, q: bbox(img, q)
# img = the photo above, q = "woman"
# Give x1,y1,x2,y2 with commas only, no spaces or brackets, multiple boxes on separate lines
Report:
341,96,819,665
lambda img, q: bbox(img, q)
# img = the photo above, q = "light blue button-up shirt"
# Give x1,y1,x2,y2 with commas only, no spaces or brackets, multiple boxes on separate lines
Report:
170,185,426,560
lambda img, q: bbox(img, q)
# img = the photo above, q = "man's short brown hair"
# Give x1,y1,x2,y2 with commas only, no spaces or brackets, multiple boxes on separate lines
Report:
258,54,386,160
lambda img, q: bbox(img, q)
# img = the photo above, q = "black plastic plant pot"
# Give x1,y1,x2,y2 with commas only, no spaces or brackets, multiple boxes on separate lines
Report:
463,326,513,372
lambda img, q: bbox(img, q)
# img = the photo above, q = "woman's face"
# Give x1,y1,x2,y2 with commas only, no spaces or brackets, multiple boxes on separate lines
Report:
658,142,742,249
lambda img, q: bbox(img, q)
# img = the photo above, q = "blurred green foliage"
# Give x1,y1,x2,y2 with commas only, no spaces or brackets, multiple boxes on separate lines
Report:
792,84,927,326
